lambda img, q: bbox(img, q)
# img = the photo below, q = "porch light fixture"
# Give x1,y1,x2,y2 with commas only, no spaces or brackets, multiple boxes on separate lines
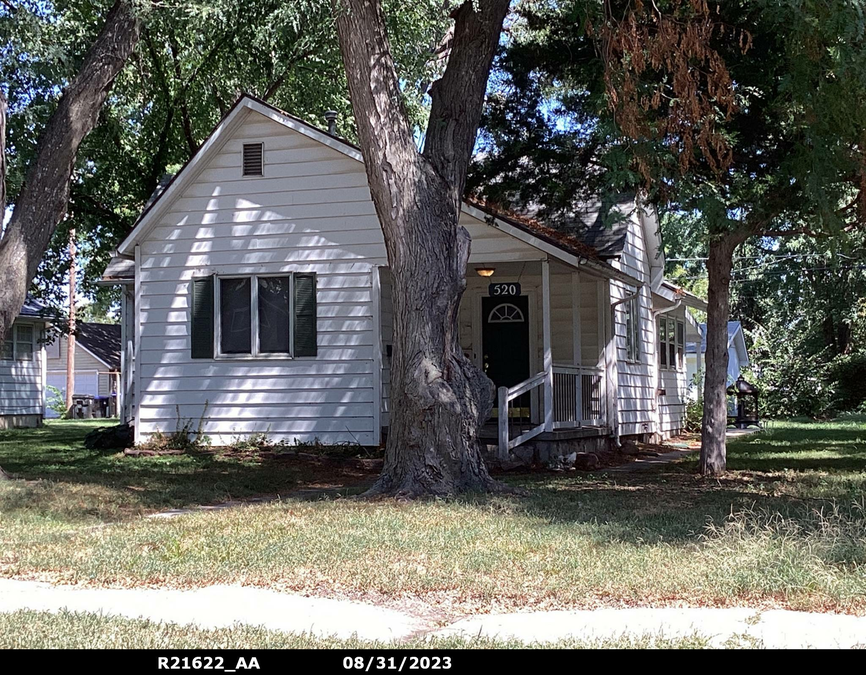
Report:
475,267,495,277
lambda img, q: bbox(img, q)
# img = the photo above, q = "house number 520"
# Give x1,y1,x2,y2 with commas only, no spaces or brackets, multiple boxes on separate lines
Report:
489,283,521,297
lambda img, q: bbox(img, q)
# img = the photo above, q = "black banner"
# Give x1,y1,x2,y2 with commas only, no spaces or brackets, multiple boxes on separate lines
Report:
0,649,824,672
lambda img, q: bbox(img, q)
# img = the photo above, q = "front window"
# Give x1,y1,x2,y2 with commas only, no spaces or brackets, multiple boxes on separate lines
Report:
1,324,35,361
218,275,291,356
220,278,252,354
658,317,685,370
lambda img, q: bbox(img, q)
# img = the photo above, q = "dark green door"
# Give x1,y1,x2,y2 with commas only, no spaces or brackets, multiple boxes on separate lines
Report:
482,296,531,418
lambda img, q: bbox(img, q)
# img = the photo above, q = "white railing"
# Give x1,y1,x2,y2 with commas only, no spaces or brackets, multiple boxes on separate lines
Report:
497,365,606,457
497,371,547,457
552,365,605,428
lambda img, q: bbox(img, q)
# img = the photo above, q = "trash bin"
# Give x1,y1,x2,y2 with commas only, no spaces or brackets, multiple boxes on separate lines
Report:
94,396,109,418
72,394,95,419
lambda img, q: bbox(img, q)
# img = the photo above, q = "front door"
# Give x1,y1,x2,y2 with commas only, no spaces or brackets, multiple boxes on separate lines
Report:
482,296,531,418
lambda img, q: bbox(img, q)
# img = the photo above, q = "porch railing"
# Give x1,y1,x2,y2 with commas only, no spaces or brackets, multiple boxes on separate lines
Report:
552,365,605,428
497,365,605,457
496,371,547,457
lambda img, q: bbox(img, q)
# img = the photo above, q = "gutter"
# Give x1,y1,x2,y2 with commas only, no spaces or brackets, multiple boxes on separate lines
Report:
607,286,645,448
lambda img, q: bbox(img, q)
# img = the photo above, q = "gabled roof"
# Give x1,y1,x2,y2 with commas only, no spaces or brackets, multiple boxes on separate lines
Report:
17,296,51,321
687,321,750,366
113,94,646,286
518,196,635,259
76,322,121,371
117,94,362,255
656,280,709,311
99,253,135,285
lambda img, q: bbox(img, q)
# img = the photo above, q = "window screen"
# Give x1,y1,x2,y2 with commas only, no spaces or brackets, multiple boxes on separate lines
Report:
258,276,291,353
220,278,252,354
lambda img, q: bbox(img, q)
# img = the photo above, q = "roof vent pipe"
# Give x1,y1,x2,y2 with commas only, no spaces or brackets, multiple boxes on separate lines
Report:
324,110,338,136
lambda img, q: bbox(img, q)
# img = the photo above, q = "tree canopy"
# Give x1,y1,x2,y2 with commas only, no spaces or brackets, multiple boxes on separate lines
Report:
2,0,448,312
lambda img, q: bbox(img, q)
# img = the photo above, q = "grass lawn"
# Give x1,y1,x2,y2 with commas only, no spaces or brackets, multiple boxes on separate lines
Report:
0,609,713,649
1,418,865,619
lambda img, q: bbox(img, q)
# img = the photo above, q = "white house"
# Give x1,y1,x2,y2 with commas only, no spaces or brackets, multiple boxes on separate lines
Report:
102,95,705,460
0,298,49,429
45,322,121,418
685,321,750,399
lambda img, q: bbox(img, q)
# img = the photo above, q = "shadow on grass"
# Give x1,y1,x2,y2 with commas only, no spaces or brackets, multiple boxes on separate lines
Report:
0,421,377,521
3,419,864,549
489,418,866,547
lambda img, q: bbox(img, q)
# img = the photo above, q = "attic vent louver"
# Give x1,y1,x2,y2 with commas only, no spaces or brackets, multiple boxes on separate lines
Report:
242,143,263,176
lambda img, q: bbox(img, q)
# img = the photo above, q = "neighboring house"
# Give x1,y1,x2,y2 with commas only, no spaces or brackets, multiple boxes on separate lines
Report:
101,94,705,460
45,322,122,417
685,321,750,399
0,298,50,429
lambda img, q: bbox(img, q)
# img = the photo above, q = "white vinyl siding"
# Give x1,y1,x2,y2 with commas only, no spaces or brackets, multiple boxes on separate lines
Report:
658,306,690,435
136,110,381,445
610,207,656,436
379,268,393,427
0,320,45,417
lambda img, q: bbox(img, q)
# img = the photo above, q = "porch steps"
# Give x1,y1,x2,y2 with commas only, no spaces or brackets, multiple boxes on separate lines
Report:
478,424,609,443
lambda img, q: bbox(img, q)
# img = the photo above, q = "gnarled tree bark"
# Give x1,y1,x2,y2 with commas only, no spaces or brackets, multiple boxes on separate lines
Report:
334,0,511,497
0,0,142,344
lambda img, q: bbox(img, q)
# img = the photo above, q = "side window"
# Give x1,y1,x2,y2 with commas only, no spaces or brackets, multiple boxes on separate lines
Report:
658,318,685,370
15,324,34,361
624,295,641,362
258,276,291,354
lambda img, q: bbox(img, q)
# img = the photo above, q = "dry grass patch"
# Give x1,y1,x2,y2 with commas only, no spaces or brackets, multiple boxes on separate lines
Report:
1,418,865,616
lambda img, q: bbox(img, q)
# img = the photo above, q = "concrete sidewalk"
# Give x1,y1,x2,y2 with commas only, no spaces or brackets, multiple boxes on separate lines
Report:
0,579,425,641
2,578,865,647
434,607,866,648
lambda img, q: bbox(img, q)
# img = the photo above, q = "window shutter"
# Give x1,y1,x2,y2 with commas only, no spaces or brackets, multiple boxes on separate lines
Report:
293,273,317,357
191,275,215,359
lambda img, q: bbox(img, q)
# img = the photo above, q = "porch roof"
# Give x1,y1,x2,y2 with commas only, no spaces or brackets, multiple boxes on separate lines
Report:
463,200,643,287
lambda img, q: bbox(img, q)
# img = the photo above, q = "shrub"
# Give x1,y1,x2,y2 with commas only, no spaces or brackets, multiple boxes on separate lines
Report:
226,430,277,452
685,398,703,432
45,385,68,418
828,352,866,412
138,403,210,452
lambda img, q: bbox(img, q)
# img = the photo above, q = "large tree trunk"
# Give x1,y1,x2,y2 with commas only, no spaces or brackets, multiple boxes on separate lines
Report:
334,0,510,497
699,231,744,475
0,1,142,344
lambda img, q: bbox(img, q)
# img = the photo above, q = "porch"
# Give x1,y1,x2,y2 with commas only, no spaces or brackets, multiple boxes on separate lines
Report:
379,256,622,459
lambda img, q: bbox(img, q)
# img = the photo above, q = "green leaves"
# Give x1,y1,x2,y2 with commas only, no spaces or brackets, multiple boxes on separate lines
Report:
4,0,449,313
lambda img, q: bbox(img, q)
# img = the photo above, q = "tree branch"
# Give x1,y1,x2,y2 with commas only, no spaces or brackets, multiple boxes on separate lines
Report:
423,0,511,194
0,0,141,342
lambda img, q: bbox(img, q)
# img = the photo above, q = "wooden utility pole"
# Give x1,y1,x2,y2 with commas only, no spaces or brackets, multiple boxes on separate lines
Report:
66,228,76,416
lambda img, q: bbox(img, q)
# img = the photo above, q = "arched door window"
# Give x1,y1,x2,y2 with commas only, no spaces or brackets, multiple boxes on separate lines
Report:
487,303,525,324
